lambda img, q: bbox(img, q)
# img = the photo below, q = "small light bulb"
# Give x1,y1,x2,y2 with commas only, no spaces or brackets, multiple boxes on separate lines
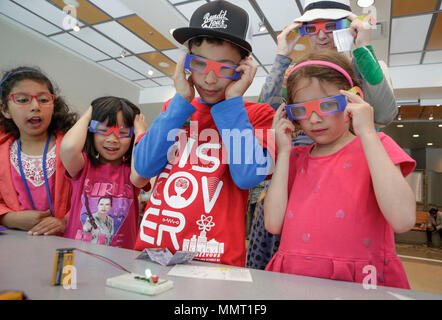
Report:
144,268,152,278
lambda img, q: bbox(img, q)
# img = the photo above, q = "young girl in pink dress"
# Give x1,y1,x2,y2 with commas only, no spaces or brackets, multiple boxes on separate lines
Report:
264,50,416,289
0,67,77,235
61,97,150,249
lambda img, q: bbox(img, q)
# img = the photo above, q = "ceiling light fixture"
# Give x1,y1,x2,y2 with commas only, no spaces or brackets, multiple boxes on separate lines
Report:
429,113,434,120
63,0,79,8
294,44,306,51
72,24,80,32
357,0,374,8
120,50,127,58
397,124,404,128
147,70,154,76
427,143,433,146
439,124,442,128
397,115,402,120
412,134,419,138
258,22,267,32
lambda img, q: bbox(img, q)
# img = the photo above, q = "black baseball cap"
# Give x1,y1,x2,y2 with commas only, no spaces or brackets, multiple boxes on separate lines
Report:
173,0,253,53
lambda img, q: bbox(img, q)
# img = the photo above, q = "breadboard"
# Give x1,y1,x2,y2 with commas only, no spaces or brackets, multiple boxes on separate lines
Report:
106,273,173,296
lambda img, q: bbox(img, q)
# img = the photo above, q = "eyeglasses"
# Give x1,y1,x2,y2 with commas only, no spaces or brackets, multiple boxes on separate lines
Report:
296,19,351,36
285,87,363,120
88,120,133,138
184,54,241,80
6,93,56,106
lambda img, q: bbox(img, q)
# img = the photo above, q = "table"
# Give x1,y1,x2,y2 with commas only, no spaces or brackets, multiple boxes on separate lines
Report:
1,229,441,300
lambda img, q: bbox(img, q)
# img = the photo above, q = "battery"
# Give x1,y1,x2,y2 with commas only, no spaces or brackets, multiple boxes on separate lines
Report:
51,248,75,286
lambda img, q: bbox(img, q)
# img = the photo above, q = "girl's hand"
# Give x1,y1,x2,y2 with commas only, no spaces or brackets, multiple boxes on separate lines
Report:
341,89,375,138
277,22,303,57
2,210,51,231
273,103,295,154
174,54,195,102
347,15,372,48
225,56,257,100
133,114,147,138
28,215,67,236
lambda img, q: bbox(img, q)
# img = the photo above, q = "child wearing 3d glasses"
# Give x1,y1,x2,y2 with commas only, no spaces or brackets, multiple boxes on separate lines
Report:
132,1,275,267
60,97,150,249
0,67,77,236
264,50,416,289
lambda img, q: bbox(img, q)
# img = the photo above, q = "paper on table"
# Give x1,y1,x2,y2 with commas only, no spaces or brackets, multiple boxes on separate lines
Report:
136,248,198,266
168,264,253,282
333,29,354,52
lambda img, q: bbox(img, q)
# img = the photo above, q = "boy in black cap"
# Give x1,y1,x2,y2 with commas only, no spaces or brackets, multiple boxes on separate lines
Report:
133,1,275,267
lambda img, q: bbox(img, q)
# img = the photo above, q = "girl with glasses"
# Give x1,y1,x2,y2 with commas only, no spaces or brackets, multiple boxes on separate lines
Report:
60,97,150,249
264,50,416,289
0,66,77,235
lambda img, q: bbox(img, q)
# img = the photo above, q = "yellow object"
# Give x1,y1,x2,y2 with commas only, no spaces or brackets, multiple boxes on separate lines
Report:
51,248,75,286
0,291,25,300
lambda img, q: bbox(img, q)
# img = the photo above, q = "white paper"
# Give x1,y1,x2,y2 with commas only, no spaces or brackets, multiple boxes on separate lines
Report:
333,28,354,52
168,264,253,282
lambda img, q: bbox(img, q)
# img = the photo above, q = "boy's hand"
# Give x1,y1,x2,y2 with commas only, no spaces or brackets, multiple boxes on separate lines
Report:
341,89,375,138
28,215,67,236
277,22,302,57
225,57,257,100
174,54,195,102
273,103,295,154
133,114,148,138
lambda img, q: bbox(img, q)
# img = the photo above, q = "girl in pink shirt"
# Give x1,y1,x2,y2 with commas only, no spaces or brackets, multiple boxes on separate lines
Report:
61,97,150,249
264,51,416,289
0,67,77,235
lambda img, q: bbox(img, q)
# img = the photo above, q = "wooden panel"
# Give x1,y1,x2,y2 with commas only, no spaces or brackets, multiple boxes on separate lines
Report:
398,105,423,119
139,52,177,76
421,106,442,119
51,0,111,25
118,15,176,51
427,13,442,50
392,0,437,17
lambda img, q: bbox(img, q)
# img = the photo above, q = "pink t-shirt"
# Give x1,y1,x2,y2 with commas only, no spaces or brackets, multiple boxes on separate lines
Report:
9,140,56,212
64,153,141,249
266,133,416,289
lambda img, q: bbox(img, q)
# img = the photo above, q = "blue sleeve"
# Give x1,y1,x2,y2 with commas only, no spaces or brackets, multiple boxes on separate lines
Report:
210,97,273,190
134,94,196,178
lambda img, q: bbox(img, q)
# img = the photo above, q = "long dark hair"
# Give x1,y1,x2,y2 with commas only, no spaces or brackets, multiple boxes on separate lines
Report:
85,96,140,167
0,66,77,138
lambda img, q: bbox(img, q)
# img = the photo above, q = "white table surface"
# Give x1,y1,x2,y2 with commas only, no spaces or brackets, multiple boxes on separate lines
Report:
1,229,441,300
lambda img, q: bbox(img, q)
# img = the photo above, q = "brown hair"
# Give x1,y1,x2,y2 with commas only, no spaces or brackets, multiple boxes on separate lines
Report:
286,50,361,105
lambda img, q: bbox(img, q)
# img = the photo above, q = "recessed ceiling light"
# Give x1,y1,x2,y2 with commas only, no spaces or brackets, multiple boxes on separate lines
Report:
357,0,374,7
72,24,80,32
439,124,442,128
412,134,420,138
294,44,306,51
147,70,154,76
429,114,434,120
397,124,404,128
427,143,433,146
63,0,79,7
258,22,267,32
159,62,170,68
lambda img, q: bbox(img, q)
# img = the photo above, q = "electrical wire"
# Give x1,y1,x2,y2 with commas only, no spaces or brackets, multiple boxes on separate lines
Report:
73,248,132,273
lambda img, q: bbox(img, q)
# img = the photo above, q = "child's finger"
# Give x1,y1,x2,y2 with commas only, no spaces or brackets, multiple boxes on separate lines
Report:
340,89,365,104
